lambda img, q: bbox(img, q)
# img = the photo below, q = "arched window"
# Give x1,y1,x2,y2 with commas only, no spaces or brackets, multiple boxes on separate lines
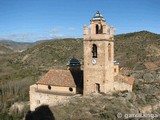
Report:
96,24,99,34
108,43,111,61
92,44,97,58
96,24,103,34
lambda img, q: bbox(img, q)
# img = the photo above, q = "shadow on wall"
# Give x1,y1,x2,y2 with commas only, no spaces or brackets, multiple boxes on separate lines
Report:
25,105,55,120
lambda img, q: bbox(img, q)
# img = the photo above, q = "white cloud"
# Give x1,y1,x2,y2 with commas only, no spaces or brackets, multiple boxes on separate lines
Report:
51,26,64,33
49,26,65,38
49,33,64,38
0,32,51,42
52,28,60,33
0,26,79,42
0,33,34,42
68,27,76,31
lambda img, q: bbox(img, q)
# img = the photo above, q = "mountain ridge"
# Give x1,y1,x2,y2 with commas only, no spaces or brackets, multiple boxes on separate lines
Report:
0,39,33,54
15,31,160,70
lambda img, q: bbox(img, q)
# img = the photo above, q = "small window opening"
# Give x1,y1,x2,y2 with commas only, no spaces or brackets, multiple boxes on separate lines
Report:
92,44,97,58
95,83,100,93
69,87,73,92
96,24,99,34
114,68,117,73
48,85,51,90
108,43,111,61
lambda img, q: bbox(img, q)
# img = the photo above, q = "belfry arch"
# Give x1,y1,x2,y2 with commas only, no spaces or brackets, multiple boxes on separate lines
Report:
96,24,103,34
96,24,99,34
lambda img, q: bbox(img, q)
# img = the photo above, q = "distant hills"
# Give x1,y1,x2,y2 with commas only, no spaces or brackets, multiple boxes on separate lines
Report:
0,40,33,54
17,38,83,69
14,30,160,70
0,31,160,70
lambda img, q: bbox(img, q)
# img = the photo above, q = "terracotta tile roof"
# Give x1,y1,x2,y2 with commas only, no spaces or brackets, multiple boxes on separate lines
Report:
37,69,83,87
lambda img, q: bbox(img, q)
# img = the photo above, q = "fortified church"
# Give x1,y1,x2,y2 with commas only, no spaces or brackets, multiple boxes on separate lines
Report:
30,11,134,110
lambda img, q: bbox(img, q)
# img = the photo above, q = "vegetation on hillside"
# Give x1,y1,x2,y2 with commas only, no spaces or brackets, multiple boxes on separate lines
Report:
18,38,83,68
115,31,160,69
0,31,159,119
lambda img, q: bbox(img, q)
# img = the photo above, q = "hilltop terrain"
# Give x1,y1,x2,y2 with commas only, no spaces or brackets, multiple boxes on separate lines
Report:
0,40,33,54
0,31,159,119
9,31,160,71
115,31,160,70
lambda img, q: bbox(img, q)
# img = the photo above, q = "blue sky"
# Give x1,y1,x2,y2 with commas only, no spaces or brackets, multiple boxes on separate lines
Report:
0,0,159,42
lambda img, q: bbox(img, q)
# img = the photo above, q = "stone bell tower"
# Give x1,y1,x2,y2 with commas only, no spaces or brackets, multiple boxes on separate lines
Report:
83,11,115,95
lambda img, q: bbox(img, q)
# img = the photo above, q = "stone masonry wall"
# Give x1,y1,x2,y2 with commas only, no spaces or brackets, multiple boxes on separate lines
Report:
37,84,76,94
30,85,72,111
113,82,133,92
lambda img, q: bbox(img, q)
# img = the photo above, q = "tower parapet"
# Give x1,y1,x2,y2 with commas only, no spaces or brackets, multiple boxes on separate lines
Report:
83,11,114,40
